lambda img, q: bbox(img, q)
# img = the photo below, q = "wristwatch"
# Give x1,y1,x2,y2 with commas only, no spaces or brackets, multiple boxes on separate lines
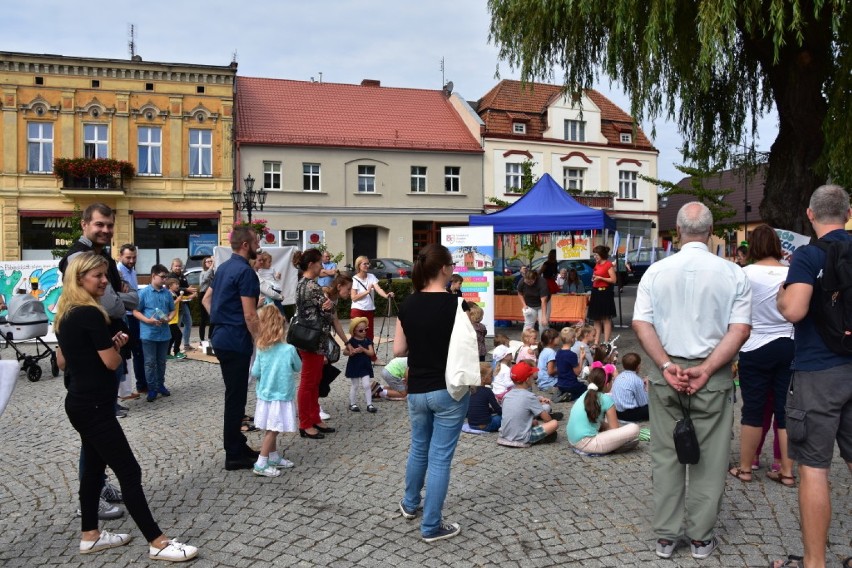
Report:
660,361,673,373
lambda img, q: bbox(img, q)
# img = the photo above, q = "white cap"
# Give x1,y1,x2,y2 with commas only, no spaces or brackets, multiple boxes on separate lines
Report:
492,345,512,362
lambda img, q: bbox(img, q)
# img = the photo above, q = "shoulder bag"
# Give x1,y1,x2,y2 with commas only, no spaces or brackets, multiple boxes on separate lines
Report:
286,280,324,352
445,297,481,401
673,393,700,464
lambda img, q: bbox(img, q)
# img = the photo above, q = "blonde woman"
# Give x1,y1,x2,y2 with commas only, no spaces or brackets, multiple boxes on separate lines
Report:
350,255,394,344
56,252,198,562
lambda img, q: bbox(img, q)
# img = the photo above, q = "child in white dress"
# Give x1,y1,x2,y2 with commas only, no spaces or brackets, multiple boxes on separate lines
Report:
251,305,302,477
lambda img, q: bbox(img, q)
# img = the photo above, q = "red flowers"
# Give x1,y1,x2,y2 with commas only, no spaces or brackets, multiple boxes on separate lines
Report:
53,158,135,180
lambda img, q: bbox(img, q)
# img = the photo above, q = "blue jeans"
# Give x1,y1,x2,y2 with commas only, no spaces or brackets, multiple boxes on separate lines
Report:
179,301,192,348
127,316,146,391
402,389,469,536
483,414,502,432
141,340,169,391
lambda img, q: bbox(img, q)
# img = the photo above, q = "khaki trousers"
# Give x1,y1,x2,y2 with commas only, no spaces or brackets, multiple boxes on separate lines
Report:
649,358,733,542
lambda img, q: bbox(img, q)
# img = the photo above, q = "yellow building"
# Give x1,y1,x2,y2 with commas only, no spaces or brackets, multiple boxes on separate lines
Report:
0,51,236,270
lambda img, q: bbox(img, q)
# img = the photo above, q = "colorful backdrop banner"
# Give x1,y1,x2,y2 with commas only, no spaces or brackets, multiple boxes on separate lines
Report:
442,226,495,336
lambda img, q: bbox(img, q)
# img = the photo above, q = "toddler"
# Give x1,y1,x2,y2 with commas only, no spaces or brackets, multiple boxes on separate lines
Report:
251,305,301,477
555,327,585,402
609,352,649,422
492,334,511,370
536,328,560,392
498,362,559,447
515,328,539,365
345,317,377,413
466,363,502,432
491,345,515,401
374,357,408,400
467,304,488,362
566,368,639,455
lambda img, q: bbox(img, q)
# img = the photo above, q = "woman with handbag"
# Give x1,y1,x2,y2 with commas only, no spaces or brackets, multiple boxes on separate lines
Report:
395,244,470,543
294,249,346,440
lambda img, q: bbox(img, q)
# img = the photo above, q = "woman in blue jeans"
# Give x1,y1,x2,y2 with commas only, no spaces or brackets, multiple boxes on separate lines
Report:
394,243,470,542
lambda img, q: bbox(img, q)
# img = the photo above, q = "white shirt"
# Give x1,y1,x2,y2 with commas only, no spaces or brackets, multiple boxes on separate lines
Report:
351,273,379,311
633,242,752,359
492,363,514,397
740,263,793,352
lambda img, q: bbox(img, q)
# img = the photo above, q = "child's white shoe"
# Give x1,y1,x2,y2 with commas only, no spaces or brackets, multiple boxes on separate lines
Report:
269,456,294,469
252,464,281,477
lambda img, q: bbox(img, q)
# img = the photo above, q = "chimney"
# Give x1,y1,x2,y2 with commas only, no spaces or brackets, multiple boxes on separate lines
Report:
361,79,381,87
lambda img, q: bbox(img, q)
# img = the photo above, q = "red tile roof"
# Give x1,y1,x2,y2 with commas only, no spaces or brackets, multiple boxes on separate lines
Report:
236,77,482,153
476,80,655,151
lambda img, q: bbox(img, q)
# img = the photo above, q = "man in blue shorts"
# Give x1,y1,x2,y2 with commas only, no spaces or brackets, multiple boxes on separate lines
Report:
776,184,852,568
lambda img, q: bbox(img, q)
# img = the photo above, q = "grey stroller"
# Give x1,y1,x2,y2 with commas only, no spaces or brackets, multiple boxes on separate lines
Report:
0,294,58,381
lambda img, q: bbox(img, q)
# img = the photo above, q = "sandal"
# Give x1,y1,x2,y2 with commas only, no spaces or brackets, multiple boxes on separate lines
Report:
769,555,804,567
766,470,796,487
240,424,259,433
241,415,254,423
728,466,752,482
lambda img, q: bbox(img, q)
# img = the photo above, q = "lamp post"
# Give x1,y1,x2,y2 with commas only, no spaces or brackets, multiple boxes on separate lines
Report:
231,174,267,224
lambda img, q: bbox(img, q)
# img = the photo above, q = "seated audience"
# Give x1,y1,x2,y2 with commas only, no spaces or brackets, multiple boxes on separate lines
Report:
609,352,649,422
567,368,640,455
498,362,559,447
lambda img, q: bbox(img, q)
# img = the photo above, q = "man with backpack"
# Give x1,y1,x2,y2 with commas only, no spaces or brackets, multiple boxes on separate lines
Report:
776,184,852,568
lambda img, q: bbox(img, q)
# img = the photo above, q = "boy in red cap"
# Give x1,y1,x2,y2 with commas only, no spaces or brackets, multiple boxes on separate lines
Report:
498,362,559,447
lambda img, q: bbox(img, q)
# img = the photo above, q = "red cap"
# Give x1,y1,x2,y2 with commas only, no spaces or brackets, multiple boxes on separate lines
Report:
510,361,539,384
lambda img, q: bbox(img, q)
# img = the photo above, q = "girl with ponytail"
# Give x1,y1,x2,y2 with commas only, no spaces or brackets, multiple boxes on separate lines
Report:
565,367,640,455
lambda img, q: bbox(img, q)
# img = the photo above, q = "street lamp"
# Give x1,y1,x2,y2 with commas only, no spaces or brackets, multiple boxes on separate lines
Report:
231,174,267,224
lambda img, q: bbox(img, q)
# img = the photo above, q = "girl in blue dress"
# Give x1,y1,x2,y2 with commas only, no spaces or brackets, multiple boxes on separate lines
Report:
345,317,376,412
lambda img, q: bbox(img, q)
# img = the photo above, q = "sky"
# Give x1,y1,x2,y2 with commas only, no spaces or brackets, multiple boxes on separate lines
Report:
2,0,778,187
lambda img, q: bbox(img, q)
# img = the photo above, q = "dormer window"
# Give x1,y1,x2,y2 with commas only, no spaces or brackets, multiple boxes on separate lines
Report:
620,132,632,143
513,122,526,135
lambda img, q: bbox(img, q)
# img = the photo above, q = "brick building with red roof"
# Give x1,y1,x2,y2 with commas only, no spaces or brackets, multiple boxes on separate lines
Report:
474,79,660,249
235,77,484,261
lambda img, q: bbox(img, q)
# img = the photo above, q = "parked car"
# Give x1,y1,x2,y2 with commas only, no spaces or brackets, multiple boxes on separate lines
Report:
626,247,672,281
367,258,413,280
529,257,595,289
184,267,202,288
492,258,525,276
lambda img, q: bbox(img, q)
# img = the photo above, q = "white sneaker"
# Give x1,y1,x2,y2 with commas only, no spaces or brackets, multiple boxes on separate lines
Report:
80,530,132,554
319,407,331,421
149,539,199,562
269,456,295,469
252,464,281,477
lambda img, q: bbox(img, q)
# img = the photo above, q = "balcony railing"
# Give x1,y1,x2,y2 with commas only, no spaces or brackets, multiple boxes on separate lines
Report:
62,174,124,190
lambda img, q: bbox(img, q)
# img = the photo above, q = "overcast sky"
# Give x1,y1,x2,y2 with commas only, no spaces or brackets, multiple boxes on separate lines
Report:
3,0,777,187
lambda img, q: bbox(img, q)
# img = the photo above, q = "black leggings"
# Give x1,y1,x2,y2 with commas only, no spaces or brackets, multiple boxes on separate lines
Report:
199,304,213,342
65,396,162,541
169,324,182,356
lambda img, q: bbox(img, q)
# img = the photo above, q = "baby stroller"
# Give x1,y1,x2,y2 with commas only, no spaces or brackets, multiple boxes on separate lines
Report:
0,294,58,382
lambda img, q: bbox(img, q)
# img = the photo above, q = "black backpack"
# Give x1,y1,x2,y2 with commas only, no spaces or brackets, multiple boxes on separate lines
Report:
811,239,852,355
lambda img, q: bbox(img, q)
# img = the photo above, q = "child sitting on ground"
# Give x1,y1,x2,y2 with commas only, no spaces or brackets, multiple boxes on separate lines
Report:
250,305,301,477
491,345,515,401
566,367,640,455
467,304,488,362
609,352,649,422
555,327,585,402
515,328,539,365
466,363,502,432
498,362,559,447
576,326,596,367
536,328,560,392
372,357,408,400
345,317,376,413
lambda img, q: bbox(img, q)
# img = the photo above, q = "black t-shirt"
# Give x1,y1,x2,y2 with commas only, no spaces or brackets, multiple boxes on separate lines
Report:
57,305,116,403
399,292,468,394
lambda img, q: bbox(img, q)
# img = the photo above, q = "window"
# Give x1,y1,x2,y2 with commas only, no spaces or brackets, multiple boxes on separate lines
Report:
137,126,162,175
358,165,376,192
620,132,632,143
188,129,212,176
27,123,53,173
512,122,526,134
410,166,427,192
619,170,638,199
564,119,586,142
506,163,522,191
84,124,108,159
145,83,154,91
196,85,205,94
563,167,584,191
91,79,100,88
444,166,460,192
34,76,44,85
263,161,281,190
303,163,320,191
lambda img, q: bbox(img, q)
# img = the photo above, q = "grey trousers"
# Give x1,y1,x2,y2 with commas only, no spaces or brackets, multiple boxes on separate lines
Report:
649,358,733,542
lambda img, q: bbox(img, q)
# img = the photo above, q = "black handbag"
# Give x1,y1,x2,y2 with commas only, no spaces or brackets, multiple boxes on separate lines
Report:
673,394,700,464
286,280,324,352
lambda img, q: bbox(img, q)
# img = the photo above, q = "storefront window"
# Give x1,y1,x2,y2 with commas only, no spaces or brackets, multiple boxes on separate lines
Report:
20,216,74,260
133,216,219,274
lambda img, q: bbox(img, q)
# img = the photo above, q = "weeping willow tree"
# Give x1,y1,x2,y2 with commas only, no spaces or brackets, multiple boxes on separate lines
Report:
488,0,852,234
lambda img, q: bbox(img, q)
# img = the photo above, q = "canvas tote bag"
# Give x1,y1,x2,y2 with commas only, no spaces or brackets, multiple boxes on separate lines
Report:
445,297,481,401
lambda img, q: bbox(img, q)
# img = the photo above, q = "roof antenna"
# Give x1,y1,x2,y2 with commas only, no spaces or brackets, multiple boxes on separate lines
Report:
318,72,322,83
440,57,445,87
128,24,137,59
231,50,238,65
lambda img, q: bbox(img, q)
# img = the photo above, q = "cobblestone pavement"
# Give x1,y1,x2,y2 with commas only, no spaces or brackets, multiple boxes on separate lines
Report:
0,287,849,567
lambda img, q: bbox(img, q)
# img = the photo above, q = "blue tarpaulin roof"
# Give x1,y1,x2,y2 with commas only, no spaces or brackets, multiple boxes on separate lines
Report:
469,173,615,233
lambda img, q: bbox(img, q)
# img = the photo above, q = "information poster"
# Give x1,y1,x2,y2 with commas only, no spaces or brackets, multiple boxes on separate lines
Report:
553,233,591,260
442,226,495,335
0,260,62,341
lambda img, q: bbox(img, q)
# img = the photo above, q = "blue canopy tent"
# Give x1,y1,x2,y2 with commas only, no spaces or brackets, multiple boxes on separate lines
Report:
468,173,615,232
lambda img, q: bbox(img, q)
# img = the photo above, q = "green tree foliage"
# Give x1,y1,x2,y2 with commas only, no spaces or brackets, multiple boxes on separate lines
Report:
51,204,82,259
488,0,851,234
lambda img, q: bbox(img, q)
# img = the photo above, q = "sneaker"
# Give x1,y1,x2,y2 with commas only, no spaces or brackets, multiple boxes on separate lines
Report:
422,521,461,543
252,464,281,477
116,403,129,411
80,530,132,554
269,456,295,469
166,354,178,360
319,408,331,421
147,392,157,402
370,381,381,396
656,538,677,559
690,537,718,559
158,386,171,397
367,404,377,413
101,481,123,503
115,409,128,418
149,539,198,562
175,352,187,359
549,411,564,421
349,404,361,412
399,499,417,520
76,498,124,520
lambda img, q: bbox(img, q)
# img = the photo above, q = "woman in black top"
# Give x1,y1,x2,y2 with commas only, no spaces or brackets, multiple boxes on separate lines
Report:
395,244,469,543
56,253,197,562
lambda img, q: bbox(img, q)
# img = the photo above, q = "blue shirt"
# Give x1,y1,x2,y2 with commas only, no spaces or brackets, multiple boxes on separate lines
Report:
555,348,582,390
251,342,301,401
118,263,139,316
317,261,337,287
210,253,260,354
609,369,648,411
136,285,174,342
537,347,557,389
785,229,852,371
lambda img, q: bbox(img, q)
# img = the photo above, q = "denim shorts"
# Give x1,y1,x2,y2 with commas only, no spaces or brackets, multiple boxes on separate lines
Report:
786,363,852,468
527,425,547,444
